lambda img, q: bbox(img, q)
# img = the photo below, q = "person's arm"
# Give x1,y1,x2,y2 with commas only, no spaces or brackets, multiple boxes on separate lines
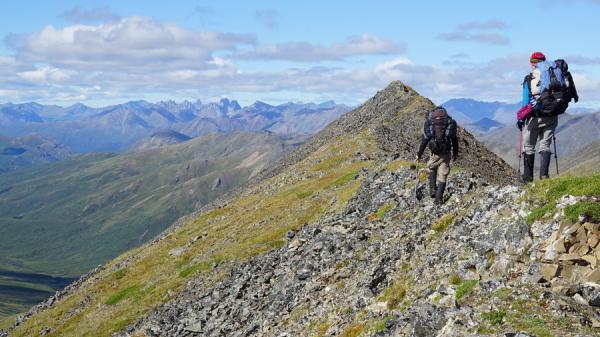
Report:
416,135,428,160
449,120,459,160
451,134,459,160
521,75,532,107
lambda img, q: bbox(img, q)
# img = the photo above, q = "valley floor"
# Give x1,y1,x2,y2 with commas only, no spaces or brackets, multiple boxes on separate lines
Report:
0,270,73,321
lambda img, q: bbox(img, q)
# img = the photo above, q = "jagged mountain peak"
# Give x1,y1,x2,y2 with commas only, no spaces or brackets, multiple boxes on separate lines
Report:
218,98,241,111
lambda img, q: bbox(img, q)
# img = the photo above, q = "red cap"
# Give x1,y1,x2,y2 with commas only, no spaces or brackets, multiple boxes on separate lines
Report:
530,52,546,63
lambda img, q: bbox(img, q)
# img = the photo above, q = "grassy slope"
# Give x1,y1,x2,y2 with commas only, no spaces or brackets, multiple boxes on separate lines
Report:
0,132,291,277
563,139,600,176
7,130,378,336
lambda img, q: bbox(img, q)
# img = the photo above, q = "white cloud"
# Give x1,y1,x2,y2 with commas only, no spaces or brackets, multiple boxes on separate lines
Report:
566,55,600,65
235,33,406,61
15,17,256,71
17,66,75,83
457,19,507,30
59,6,120,24
438,19,510,45
572,73,600,91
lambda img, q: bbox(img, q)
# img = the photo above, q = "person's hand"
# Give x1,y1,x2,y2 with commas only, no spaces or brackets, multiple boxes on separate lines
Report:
415,155,420,163
516,120,524,130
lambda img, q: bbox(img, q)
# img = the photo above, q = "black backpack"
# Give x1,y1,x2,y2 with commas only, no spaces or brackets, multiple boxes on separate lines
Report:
536,59,579,117
423,107,456,154
554,59,579,103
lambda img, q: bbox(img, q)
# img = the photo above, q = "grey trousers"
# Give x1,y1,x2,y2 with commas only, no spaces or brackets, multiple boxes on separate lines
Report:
522,115,558,155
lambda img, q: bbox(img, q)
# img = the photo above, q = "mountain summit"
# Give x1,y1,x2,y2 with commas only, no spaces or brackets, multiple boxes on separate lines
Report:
259,81,517,185
4,82,597,337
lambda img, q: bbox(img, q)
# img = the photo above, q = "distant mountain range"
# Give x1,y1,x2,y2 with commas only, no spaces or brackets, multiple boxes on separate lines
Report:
0,99,350,153
0,134,71,174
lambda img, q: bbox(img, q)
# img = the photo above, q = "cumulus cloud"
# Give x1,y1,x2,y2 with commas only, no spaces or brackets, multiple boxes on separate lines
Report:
438,19,510,45
457,19,507,30
438,32,509,45
255,9,281,31
60,6,120,24
14,17,256,72
566,55,600,65
236,33,406,61
17,66,75,84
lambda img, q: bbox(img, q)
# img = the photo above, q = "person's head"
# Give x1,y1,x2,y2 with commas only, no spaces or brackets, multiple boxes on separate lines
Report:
530,52,546,68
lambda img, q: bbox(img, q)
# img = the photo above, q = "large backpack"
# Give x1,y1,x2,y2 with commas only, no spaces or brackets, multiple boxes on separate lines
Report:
423,107,456,154
535,59,578,116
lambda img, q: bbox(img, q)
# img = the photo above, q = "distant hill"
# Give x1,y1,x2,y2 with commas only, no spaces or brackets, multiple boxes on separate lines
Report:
563,139,600,176
132,130,192,151
0,99,350,153
442,98,520,125
462,117,505,136
0,134,71,174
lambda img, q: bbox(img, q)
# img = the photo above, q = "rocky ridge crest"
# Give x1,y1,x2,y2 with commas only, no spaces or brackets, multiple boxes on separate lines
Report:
2,82,597,337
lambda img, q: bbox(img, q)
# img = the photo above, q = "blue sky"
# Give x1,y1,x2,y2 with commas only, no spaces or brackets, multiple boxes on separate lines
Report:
0,0,599,107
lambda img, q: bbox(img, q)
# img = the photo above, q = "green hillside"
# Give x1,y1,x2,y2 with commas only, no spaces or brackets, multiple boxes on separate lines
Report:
563,139,600,176
0,131,296,319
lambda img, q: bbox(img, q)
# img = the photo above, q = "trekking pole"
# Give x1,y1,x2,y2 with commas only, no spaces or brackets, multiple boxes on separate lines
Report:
414,159,420,203
518,130,523,174
553,135,559,175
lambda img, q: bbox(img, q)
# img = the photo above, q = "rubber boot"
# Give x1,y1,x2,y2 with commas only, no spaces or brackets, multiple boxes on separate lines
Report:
539,151,551,179
428,170,437,198
522,153,534,183
434,182,446,205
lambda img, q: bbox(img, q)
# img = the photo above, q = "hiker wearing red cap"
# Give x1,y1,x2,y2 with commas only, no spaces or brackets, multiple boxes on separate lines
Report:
516,51,578,182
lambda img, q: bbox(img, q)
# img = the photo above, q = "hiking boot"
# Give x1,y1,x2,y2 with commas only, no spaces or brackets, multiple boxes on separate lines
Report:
434,182,446,205
540,151,551,179
522,153,534,183
428,170,437,198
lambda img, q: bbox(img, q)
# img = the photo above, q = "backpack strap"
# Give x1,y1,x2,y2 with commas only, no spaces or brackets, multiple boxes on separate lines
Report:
423,112,433,139
526,74,533,97
444,116,455,138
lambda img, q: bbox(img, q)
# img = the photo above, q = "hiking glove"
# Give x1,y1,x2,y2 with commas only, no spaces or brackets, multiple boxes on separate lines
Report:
516,120,524,130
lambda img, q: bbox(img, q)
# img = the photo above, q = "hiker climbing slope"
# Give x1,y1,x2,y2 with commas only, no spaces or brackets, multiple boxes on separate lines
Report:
416,106,459,205
516,52,578,182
